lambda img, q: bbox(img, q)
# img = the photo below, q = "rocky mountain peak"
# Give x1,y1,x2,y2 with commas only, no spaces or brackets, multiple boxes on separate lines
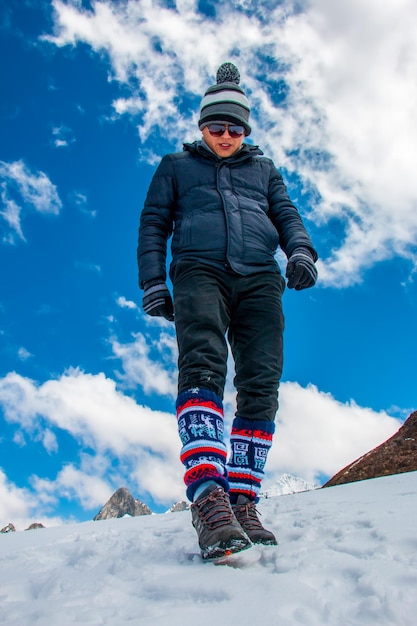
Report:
1,523,16,534
168,501,190,513
324,410,417,487
93,487,152,521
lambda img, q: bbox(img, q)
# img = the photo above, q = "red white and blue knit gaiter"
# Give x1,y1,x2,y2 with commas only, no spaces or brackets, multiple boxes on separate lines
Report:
227,416,275,503
176,388,229,501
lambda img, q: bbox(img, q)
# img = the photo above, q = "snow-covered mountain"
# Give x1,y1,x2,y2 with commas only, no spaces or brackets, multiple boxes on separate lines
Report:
1,471,416,625
260,473,319,497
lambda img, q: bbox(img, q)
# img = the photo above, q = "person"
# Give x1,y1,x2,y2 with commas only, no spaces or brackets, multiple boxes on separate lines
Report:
138,62,318,560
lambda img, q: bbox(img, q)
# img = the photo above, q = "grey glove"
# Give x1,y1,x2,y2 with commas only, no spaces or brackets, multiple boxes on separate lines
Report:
142,281,174,321
286,247,318,290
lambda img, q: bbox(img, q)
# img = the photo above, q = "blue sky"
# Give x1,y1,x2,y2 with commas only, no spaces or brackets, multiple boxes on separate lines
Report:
0,0,416,526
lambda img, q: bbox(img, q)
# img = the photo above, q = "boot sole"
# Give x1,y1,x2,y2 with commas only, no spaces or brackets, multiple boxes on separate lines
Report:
201,536,251,560
243,532,278,545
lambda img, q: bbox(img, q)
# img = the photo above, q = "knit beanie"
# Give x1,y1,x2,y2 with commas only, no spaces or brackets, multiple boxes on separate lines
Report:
198,62,251,136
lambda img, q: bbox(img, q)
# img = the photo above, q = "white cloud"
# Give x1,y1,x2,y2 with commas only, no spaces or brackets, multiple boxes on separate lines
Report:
0,356,402,513
0,368,183,506
42,429,58,454
70,191,96,217
116,296,138,310
51,124,75,148
111,331,177,396
32,462,113,510
0,368,178,458
74,260,102,273
45,0,417,285
0,469,34,521
17,347,32,361
0,195,24,242
273,0,417,285
267,382,401,485
0,468,63,531
0,160,62,243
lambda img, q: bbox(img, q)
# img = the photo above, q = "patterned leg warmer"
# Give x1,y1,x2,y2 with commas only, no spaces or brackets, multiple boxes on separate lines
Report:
227,416,275,503
176,388,229,502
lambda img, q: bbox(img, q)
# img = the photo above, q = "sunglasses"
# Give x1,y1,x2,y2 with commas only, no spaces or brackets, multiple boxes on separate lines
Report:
207,123,245,138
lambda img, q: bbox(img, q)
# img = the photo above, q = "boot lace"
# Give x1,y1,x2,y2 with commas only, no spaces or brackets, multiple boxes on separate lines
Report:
234,501,264,531
194,489,234,529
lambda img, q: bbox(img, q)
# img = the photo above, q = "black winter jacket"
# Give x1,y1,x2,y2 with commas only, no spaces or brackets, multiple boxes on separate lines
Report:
138,141,317,288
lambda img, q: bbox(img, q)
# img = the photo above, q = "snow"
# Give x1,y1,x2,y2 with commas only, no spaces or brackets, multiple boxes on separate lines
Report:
1,472,417,625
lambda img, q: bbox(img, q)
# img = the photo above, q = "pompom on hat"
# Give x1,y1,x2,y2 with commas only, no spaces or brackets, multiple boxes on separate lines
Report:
198,62,251,136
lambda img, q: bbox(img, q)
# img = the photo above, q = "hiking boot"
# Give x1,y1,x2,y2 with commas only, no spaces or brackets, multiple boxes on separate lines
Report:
232,494,278,545
191,484,251,559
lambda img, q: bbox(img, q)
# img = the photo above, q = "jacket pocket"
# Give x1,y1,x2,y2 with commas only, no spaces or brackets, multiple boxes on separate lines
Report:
241,208,279,252
179,210,227,253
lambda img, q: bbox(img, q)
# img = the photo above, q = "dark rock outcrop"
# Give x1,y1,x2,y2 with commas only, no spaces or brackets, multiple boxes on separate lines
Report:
169,501,189,513
93,487,152,520
25,523,45,531
1,523,16,534
324,411,417,488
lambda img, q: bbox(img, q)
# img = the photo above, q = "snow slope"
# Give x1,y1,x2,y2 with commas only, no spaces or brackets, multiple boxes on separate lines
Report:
1,472,416,626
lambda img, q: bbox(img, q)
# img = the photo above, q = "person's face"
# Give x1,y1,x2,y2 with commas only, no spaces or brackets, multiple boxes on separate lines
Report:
202,123,245,158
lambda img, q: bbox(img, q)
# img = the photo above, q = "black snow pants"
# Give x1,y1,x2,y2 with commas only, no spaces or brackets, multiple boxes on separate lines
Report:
172,262,285,422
